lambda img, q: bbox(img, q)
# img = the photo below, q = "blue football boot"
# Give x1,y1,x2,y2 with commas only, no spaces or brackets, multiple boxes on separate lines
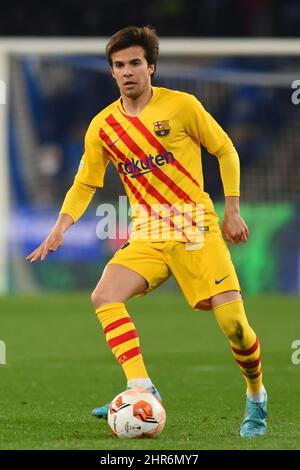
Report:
240,390,267,437
92,385,162,420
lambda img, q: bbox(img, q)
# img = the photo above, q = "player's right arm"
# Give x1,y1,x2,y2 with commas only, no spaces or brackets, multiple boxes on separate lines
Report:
26,181,97,262
26,213,74,263
26,116,110,263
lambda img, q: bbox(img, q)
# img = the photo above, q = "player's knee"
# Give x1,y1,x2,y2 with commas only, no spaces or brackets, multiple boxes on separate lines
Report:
91,289,110,309
91,288,123,309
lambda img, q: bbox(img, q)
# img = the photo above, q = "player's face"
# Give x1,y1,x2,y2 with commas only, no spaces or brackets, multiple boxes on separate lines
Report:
111,46,155,99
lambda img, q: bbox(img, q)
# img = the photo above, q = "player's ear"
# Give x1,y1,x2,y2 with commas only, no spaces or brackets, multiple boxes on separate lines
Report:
148,64,155,76
111,67,116,80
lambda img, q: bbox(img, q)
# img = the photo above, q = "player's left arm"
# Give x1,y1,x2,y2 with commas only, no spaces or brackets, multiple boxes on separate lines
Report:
183,93,249,244
215,141,249,244
222,195,249,244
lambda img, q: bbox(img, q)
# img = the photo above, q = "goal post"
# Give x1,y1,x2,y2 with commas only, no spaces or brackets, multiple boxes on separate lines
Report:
1,37,300,55
1,38,300,294
0,51,9,294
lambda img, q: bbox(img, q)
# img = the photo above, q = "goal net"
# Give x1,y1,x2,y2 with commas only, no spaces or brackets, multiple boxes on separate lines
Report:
1,39,300,294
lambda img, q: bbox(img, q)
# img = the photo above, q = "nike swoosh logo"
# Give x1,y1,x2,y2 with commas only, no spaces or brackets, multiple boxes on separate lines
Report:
215,275,230,285
108,136,121,148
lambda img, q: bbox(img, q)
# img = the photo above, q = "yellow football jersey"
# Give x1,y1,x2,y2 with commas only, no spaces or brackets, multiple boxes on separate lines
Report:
75,87,239,242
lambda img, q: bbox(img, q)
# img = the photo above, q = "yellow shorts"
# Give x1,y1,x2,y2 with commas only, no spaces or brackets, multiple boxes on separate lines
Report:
108,226,240,311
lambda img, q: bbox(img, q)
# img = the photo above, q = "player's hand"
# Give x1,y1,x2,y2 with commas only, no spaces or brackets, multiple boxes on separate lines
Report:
222,213,249,244
26,228,64,263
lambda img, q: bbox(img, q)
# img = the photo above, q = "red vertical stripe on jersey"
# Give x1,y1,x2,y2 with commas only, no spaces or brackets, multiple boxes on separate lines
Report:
100,127,182,210
123,114,200,189
98,128,117,162
99,128,191,241
124,174,190,240
105,114,195,205
104,117,204,231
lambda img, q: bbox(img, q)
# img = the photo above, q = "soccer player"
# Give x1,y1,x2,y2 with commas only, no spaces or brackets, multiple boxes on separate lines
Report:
26,26,267,437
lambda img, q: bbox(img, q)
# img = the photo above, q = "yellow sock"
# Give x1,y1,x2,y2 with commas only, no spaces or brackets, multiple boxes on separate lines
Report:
214,300,263,394
96,302,149,380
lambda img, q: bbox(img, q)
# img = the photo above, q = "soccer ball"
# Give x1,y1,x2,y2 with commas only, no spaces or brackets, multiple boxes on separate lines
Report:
107,387,166,439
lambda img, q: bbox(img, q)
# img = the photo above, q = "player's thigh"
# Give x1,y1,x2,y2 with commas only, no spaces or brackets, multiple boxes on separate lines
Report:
211,290,242,310
91,263,148,308
108,240,170,293
92,241,170,308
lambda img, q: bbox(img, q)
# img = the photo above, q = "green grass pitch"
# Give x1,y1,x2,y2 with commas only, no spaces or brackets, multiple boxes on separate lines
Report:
0,291,299,450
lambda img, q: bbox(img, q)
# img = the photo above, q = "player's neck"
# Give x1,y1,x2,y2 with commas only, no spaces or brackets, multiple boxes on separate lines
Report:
120,86,153,117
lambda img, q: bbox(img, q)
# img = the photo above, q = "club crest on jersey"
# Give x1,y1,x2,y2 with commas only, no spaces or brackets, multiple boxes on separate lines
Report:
153,120,170,137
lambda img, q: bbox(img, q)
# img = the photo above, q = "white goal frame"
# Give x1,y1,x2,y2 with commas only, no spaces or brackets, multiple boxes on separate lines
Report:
1,37,300,293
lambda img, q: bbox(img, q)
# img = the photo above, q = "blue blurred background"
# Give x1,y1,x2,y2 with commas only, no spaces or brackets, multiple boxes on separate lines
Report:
2,0,300,294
